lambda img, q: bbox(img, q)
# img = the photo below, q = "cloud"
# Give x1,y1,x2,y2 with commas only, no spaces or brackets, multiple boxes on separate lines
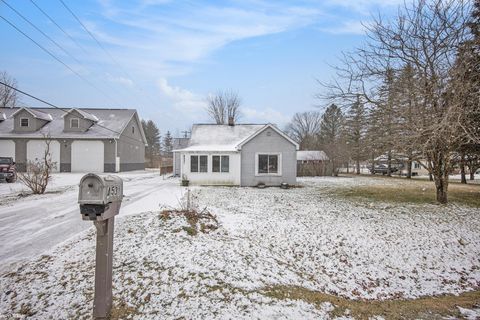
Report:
324,0,404,14
157,78,206,115
106,73,134,87
319,20,370,35
89,1,323,75
242,107,291,127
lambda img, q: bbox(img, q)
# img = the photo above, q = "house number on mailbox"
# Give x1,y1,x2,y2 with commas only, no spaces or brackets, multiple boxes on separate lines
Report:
107,186,119,196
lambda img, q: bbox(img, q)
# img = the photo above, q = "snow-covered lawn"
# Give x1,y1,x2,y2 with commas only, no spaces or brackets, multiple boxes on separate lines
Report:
1,176,479,319
0,170,182,272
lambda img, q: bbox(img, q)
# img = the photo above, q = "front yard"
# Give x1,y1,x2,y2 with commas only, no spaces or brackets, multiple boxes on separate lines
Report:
1,176,479,319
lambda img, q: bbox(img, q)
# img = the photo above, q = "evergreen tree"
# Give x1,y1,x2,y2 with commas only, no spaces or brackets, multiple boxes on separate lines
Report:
141,120,161,167
163,131,173,153
318,104,346,176
370,68,398,176
344,95,366,174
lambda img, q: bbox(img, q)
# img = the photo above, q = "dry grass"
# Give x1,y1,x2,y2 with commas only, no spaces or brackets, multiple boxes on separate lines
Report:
159,209,219,236
263,285,480,319
334,175,480,207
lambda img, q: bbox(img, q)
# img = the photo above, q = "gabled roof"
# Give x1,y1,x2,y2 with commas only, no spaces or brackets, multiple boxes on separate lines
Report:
62,108,98,122
11,107,53,121
177,123,298,152
173,137,190,150
237,124,299,150
0,107,146,143
297,150,328,161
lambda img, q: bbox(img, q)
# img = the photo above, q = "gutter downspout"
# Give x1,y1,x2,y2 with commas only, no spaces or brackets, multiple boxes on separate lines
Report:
114,138,119,172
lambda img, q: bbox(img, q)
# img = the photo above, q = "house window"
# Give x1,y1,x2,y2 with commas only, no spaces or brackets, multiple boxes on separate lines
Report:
257,153,281,175
212,155,229,173
414,162,421,169
20,118,29,127
71,118,79,128
191,155,208,173
132,126,135,134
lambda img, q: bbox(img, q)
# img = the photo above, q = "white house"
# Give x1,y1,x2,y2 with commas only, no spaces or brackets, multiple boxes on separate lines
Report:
174,123,299,186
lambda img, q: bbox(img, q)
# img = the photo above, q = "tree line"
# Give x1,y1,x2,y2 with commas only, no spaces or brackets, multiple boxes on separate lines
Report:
288,0,480,204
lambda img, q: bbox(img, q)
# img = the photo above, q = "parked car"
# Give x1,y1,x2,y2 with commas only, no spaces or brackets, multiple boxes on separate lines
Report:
368,164,399,175
0,157,17,183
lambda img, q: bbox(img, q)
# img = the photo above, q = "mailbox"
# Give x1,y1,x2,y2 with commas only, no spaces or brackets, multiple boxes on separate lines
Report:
78,173,123,221
78,173,123,319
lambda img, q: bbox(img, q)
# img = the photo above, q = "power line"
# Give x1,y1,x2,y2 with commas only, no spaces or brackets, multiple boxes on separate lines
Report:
29,0,90,56
0,14,123,108
0,80,146,146
57,0,161,108
26,0,143,107
1,0,84,67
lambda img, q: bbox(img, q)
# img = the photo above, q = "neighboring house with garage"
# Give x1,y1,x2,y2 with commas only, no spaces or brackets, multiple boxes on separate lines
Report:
174,120,298,186
0,107,147,172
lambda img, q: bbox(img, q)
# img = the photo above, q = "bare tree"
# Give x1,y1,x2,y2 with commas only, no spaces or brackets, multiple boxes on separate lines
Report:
206,90,241,124
0,71,18,108
319,0,472,203
286,111,322,150
18,138,56,194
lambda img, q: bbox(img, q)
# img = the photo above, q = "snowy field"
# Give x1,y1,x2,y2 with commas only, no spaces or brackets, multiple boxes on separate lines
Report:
1,175,479,319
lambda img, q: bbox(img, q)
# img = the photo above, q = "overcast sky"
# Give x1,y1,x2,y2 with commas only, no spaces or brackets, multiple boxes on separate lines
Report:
0,0,401,136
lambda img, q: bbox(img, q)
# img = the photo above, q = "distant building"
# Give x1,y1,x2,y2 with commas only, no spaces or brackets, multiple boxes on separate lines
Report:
0,107,147,172
297,150,329,176
374,154,429,176
174,122,298,186
172,137,190,176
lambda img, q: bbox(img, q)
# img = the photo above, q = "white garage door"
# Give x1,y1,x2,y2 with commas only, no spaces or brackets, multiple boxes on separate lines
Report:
71,140,104,173
27,140,61,172
0,140,15,160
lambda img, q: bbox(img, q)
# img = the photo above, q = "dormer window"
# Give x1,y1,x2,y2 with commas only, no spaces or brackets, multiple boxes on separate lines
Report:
71,118,79,128
20,118,29,127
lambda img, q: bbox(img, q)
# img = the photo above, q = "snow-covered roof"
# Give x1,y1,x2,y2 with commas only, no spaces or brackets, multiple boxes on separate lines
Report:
62,108,99,122
0,107,145,142
173,137,190,150
11,107,53,121
180,124,265,152
297,150,329,161
178,123,299,152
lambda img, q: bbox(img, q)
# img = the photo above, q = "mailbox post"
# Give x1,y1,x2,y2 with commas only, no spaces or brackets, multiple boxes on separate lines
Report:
78,174,123,320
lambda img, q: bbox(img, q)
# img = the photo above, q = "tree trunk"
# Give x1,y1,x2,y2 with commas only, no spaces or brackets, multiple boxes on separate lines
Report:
429,173,433,181
406,158,412,179
434,176,448,204
470,171,475,181
387,151,392,177
356,158,360,175
371,153,375,175
460,152,467,184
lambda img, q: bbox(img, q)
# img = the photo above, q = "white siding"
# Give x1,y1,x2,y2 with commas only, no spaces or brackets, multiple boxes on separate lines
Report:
71,140,104,172
180,151,240,185
0,140,15,160
27,140,60,172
